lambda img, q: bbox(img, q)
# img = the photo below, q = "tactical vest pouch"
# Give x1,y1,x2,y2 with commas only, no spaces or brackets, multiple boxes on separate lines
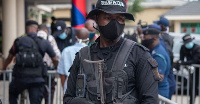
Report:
82,60,138,104
16,48,42,67
76,74,87,97
13,65,43,78
86,77,113,98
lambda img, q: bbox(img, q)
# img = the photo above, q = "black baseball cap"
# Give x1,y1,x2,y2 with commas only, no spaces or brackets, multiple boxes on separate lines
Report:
182,34,194,44
53,20,66,36
26,20,38,26
143,28,160,36
86,0,134,21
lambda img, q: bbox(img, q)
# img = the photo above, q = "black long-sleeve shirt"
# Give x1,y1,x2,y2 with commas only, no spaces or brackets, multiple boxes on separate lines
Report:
63,38,158,104
180,44,200,65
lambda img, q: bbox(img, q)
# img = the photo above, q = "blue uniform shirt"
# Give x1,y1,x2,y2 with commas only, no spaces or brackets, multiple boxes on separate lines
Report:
150,43,170,98
159,37,167,51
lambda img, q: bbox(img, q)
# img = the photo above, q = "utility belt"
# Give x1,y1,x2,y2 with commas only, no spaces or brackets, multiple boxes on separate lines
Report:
12,62,48,78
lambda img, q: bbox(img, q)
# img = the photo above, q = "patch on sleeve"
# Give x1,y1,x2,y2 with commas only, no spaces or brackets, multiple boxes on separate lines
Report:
148,58,161,81
148,58,158,68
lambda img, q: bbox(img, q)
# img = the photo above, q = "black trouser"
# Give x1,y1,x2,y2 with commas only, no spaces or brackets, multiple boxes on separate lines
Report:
189,68,199,104
43,78,57,104
9,80,44,104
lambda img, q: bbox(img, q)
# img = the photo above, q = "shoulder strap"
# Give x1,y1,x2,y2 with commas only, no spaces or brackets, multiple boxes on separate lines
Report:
111,39,136,71
16,36,37,51
79,46,102,99
79,46,92,74
27,36,43,55
15,38,23,51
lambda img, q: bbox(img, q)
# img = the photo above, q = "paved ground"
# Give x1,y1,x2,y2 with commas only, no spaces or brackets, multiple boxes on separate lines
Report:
0,81,9,104
171,95,200,104
0,78,63,104
0,80,199,104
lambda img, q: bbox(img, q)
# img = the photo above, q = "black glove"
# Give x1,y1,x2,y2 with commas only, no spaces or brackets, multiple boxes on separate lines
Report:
173,60,181,71
178,60,182,65
179,60,188,65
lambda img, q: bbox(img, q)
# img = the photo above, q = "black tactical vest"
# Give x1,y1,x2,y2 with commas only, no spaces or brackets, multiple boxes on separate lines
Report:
77,39,138,104
13,36,45,78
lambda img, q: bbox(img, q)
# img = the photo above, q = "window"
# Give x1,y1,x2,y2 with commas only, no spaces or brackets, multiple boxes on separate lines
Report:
181,23,200,34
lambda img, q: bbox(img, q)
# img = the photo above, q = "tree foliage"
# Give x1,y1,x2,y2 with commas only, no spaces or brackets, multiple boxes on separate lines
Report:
128,0,144,16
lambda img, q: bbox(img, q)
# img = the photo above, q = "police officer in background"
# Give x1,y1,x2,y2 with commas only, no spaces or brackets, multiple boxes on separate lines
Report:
63,0,159,104
154,17,176,99
180,34,200,104
142,28,170,98
2,20,58,104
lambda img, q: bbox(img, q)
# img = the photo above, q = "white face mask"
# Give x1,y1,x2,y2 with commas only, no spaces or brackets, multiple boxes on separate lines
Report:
77,38,89,44
164,26,169,33
37,30,48,39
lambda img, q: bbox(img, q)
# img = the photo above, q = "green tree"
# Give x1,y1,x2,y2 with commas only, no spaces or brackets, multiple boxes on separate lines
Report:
128,0,144,16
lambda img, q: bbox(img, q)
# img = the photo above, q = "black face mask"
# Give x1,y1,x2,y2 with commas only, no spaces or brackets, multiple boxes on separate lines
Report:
141,38,154,48
98,20,125,40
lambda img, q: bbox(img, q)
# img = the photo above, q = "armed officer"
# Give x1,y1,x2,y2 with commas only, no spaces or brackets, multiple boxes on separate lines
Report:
142,28,170,98
64,0,159,104
2,20,58,104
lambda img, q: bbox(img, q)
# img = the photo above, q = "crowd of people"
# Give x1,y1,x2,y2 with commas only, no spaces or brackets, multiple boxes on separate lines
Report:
136,17,176,99
1,0,200,104
136,17,200,104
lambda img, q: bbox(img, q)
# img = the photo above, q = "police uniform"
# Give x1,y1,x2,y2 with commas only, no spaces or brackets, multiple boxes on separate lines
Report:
9,33,56,104
63,37,159,104
147,24,176,99
150,43,170,98
64,0,159,103
160,35,176,99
